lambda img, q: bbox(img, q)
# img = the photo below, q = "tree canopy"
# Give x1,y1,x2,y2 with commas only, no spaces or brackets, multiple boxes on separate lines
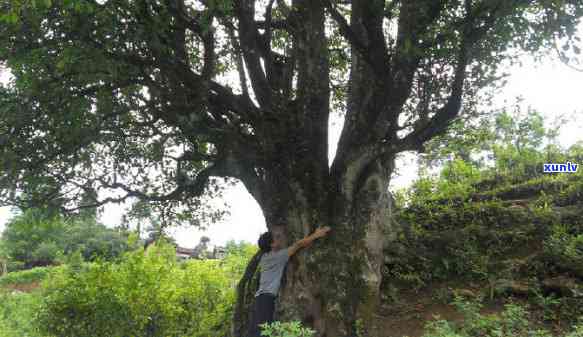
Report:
1,0,581,222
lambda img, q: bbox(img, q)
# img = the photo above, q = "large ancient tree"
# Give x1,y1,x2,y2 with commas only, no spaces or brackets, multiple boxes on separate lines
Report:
1,0,582,336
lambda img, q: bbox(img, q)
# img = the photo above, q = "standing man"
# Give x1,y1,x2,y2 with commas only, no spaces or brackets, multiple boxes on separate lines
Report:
248,225,331,337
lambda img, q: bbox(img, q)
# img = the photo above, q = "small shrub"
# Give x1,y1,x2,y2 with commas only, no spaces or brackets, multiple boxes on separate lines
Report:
543,224,583,276
564,324,583,337
533,288,562,322
32,241,63,266
260,321,315,337
423,297,553,337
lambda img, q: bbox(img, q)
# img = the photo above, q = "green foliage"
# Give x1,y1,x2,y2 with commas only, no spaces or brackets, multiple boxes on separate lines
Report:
421,107,559,173
0,239,9,274
387,197,534,289
390,154,581,289
420,107,577,194
533,289,562,322
1,209,67,268
421,116,495,168
260,321,315,337
437,159,481,199
566,141,583,163
391,104,583,291
222,240,258,281
444,233,491,280
481,109,549,180
478,108,571,181
534,190,554,210
440,160,481,185
543,224,583,277
422,297,583,337
409,177,436,203
0,0,582,234
31,241,63,266
0,265,62,287
495,109,546,151
0,290,43,337
554,168,583,206
65,222,131,260
0,0,227,226
34,241,256,337
1,209,134,269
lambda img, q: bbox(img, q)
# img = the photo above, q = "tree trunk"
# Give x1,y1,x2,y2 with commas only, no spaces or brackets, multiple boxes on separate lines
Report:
230,1,407,334
233,154,400,337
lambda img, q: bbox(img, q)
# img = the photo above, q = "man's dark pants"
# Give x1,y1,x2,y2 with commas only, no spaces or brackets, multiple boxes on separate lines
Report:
248,293,276,337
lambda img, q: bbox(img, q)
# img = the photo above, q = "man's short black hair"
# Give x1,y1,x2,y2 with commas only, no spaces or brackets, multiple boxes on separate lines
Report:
143,237,156,249
258,231,273,253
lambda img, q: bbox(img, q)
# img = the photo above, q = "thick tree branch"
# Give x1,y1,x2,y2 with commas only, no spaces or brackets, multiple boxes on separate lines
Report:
225,21,250,100
398,51,468,151
380,0,448,132
325,1,373,66
398,1,495,151
256,19,289,30
333,0,448,173
166,0,206,36
64,156,236,213
200,20,216,81
234,0,273,108
356,0,389,73
263,0,276,85
397,0,509,151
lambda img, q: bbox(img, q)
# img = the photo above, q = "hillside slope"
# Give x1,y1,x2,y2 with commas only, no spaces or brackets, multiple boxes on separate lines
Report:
374,172,583,337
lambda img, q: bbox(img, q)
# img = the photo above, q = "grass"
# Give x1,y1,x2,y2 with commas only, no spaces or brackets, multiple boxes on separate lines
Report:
0,289,43,337
0,265,62,289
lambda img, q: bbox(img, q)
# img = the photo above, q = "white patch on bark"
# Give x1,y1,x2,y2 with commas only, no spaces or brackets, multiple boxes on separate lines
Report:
341,151,374,199
362,174,391,293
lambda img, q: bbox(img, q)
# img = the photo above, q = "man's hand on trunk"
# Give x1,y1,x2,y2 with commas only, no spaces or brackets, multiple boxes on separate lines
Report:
313,226,331,238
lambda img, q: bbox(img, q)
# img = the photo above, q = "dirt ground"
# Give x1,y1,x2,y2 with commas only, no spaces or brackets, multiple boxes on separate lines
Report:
2,281,41,293
373,282,512,337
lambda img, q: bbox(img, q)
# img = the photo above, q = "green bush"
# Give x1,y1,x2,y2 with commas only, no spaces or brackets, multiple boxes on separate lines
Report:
35,242,251,337
0,290,43,337
555,174,583,206
0,265,62,287
436,159,481,199
260,321,315,337
388,197,536,287
422,296,582,337
31,241,63,266
543,224,583,277
222,240,259,281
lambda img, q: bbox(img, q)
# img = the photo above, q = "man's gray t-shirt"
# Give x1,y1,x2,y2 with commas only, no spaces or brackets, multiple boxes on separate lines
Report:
255,248,289,297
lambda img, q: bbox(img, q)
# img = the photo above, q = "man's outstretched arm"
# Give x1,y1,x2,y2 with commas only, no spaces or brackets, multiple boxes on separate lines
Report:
287,226,331,257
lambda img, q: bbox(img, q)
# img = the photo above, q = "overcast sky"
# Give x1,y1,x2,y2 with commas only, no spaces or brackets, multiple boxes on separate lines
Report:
2,33,583,248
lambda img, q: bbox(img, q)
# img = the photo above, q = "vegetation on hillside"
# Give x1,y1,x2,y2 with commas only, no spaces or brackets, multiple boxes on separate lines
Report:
381,109,583,335
0,209,135,270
